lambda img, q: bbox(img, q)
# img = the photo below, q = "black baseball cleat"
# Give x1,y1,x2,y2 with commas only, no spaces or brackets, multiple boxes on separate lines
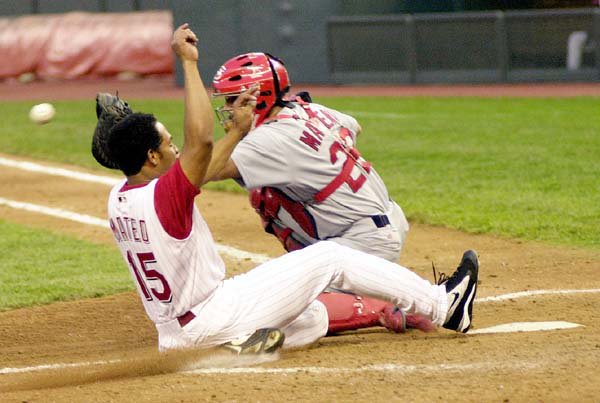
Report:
221,328,285,355
434,250,479,333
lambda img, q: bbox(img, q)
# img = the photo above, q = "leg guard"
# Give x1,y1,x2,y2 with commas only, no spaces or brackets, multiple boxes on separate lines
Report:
317,292,404,334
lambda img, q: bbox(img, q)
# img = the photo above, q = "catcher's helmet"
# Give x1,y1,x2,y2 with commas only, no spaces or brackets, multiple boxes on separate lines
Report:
212,52,290,127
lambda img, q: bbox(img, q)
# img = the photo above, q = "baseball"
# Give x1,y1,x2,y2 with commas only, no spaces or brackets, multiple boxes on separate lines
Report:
29,103,55,124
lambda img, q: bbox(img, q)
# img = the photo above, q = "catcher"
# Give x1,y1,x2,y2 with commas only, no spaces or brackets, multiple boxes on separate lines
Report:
208,53,435,334
92,77,433,336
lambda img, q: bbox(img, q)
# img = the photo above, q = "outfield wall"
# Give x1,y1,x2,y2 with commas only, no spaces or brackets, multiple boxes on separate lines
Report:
328,8,600,84
1,2,599,84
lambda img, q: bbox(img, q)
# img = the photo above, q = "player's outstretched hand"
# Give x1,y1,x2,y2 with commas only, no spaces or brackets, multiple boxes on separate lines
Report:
227,86,260,134
171,23,198,62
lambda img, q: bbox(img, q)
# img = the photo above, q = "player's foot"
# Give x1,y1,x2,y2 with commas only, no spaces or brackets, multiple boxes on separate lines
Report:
435,250,479,333
221,328,285,355
378,305,406,333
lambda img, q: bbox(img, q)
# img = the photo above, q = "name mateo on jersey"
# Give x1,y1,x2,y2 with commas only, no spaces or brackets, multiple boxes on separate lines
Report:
109,216,150,244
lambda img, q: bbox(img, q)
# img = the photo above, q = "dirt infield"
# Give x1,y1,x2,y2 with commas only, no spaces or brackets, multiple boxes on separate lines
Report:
1,81,600,401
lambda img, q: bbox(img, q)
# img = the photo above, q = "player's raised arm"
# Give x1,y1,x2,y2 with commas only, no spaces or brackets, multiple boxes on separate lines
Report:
171,23,214,188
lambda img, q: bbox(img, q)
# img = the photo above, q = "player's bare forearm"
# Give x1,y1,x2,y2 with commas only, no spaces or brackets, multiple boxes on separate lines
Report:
184,59,214,146
202,131,244,184
172,24,214,188
180,60,213,185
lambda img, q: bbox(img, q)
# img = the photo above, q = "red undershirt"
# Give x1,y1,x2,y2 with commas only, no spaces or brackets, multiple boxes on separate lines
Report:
119,160,199,239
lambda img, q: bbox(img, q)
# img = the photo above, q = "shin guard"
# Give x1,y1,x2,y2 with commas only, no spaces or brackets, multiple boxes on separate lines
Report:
317,292,396,334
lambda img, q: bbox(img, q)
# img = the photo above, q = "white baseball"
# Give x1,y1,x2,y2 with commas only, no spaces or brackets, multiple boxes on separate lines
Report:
29,103,55,124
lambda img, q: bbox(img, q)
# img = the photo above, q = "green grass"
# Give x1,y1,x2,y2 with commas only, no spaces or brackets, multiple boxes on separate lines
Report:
2,97,599,248
1,97,598,249
322,97,600,248
0,96,598,310
0,220,132,311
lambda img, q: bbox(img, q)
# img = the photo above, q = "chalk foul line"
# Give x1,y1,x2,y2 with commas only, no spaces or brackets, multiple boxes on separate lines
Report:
476,288,600,303
0,358,541,377
185,360,541,375
467,321,582,335
0,156,120,186
0,156,272,264
0,197,270,265
2,196,597,302
0,360,120,375
0,194,598,299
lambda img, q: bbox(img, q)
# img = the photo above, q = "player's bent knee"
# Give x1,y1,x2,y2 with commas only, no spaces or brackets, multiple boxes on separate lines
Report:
281,300,328,348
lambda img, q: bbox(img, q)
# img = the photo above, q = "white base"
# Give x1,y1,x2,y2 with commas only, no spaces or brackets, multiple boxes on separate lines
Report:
468,321,582,335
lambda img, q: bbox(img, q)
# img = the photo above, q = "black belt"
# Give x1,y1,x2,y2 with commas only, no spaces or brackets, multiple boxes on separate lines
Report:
371,214,390,228
177,311,196,327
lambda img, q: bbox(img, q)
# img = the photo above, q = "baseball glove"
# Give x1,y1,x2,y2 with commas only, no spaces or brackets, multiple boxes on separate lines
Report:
92,92,133,169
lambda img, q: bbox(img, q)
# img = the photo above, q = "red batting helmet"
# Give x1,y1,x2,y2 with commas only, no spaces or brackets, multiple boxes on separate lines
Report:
212,52,290,127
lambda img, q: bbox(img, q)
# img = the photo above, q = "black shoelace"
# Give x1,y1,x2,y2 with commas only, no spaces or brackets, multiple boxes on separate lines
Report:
432,262,450,285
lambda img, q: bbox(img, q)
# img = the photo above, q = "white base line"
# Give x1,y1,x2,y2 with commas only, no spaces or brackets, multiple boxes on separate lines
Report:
0,156,272,264
2,195,597,298
0,197,109,228
0,360,119,375
184,360,541,375
3,196,598,301
0,197,270,264
0,156,120,186
476,289,600,303
0,359,540,376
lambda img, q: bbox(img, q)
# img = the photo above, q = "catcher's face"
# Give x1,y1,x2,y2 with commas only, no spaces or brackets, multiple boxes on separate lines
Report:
214,95,238,128
153,122,179,174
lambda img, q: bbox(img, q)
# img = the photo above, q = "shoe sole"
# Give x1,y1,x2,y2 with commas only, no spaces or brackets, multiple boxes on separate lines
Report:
222,328,285,355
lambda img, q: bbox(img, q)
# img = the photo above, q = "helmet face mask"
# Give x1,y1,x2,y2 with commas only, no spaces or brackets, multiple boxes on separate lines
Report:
212,52,290,127
215,106,234,128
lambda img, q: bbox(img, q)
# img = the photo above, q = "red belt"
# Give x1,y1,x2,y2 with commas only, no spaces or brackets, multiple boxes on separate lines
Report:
177,311,196,327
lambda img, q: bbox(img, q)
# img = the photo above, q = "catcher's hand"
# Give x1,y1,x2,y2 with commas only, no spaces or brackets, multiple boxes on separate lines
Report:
92,92,133,169
220,85,259,133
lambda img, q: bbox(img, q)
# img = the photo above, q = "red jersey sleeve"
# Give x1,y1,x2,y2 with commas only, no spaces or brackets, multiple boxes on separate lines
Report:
154,160,200,239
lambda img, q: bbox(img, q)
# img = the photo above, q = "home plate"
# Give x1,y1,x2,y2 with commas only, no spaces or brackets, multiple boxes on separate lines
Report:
468,321,583,335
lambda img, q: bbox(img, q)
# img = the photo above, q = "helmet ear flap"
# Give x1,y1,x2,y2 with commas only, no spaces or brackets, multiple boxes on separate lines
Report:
265,54,290,100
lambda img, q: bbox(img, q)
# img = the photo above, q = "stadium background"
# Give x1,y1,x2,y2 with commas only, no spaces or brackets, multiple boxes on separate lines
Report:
1,1,599,402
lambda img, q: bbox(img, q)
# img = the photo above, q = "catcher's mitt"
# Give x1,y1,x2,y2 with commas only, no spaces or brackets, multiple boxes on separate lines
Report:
92,92,133,169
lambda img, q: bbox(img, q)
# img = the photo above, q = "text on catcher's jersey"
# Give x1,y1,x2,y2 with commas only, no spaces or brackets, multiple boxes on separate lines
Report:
231,102,391,239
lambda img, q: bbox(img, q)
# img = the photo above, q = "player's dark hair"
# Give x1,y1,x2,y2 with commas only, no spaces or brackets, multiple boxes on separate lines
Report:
107,113,161,176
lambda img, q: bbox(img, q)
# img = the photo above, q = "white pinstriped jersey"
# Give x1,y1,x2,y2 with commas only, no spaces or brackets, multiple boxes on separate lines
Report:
107,167,225,325
231,102,391,240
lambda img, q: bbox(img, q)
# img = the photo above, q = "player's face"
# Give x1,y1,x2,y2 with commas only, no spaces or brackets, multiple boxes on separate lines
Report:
154,121,179,174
